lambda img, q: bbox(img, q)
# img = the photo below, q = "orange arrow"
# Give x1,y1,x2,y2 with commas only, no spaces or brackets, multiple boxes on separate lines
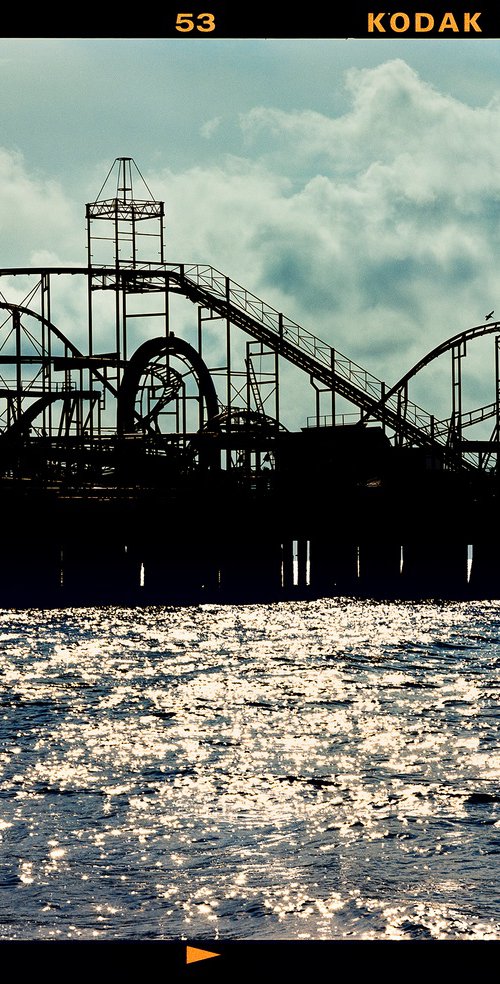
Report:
186,945,221,965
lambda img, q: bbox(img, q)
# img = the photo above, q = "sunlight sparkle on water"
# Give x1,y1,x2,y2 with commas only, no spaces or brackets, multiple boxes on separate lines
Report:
0,600,498,940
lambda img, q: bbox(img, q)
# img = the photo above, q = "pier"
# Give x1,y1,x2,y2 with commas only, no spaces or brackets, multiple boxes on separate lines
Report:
0,157,499,606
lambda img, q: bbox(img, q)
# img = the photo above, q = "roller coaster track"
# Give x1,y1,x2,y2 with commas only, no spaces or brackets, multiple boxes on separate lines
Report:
0,301,119,400
433,401,497,439
159,264,476,468
2,264,495,471
359,320,500,429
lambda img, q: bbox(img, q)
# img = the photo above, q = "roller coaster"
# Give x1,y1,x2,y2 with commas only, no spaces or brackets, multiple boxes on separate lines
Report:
0,157,499,605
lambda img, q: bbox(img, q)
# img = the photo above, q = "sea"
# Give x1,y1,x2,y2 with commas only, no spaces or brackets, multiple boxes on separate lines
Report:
0,596,499,944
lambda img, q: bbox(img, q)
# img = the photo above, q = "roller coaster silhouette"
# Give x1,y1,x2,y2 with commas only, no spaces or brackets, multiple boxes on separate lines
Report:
0,158,498,606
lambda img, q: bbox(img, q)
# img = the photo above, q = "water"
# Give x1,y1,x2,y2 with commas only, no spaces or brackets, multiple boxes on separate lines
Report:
0,597,499,941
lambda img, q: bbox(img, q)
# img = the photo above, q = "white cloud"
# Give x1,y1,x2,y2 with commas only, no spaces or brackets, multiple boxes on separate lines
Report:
167,59,500,419
0,149,81,267
201,117,222,139
1,57,500,429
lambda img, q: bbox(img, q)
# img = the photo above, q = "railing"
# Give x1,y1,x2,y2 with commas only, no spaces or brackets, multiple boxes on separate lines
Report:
87,262,484,468
306,413,361,428
165,263,459,455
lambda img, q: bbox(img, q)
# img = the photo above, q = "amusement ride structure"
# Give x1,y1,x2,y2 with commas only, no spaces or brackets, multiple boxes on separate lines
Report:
1,157,499,605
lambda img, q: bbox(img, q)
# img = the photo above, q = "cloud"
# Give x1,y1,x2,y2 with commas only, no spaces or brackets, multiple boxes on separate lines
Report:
193,59,500,417
2,57,500,430
201,117,223,139
0,149,81,267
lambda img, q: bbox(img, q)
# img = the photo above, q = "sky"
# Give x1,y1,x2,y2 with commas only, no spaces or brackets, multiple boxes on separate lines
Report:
2,35,500,428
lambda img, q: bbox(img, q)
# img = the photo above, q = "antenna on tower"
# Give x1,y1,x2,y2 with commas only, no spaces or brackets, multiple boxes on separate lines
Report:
86,157,165,268
93,157,157,205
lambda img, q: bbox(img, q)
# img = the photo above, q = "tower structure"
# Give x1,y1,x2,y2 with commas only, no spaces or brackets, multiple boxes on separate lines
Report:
86,157,167,377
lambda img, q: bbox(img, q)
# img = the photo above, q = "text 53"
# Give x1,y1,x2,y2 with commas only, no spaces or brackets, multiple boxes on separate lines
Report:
175,12,215,32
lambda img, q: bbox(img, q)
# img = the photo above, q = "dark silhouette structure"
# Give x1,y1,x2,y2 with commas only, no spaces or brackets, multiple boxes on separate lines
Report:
0,157,499,606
